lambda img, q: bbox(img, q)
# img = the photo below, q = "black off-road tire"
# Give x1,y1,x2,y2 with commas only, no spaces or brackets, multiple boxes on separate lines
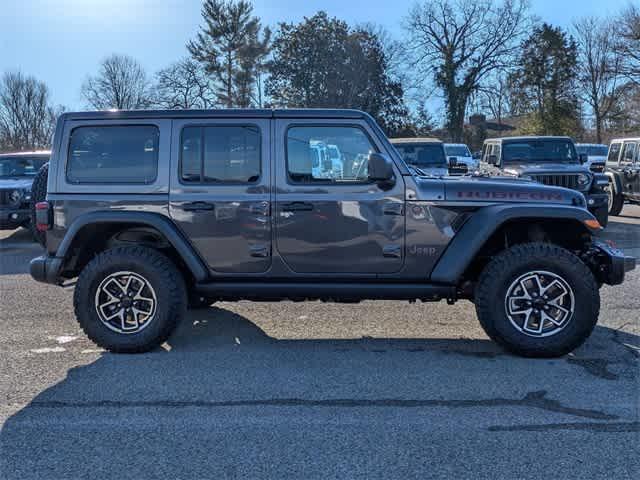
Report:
73,246,187,353
30,163,49,246
475,242,600,358
607,181,624,216
592,205,609,228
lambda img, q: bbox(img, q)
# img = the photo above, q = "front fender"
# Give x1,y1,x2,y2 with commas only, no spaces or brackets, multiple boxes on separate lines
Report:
429,203,597,284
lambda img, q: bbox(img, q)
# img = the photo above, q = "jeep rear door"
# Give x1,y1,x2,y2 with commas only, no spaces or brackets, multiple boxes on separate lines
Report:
169,117,272,274
273,118,405,275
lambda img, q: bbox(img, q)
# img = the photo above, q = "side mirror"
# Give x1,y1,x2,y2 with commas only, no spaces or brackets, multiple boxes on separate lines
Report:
579,153,588,164
487,154,498,165
448,156,458,167
367,153,394,183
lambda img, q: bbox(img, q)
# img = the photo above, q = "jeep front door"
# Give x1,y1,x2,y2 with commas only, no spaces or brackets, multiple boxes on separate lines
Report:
169,118,272,274
274,120,405,275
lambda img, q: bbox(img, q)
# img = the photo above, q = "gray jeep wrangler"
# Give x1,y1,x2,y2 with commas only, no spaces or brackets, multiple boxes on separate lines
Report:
481,137,610,226
605,138,640,216
30,110,635,357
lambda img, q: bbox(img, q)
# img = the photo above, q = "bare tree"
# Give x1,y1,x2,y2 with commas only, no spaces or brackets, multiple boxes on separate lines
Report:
154,58,217,109
617,3,640,85
0,72,61,152
476,71,513,126
405,0,530,141
574,17,626,143
81,54,152,110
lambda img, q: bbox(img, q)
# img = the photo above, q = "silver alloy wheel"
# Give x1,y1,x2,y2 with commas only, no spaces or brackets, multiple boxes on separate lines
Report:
504,270,575,338
95,271,157,334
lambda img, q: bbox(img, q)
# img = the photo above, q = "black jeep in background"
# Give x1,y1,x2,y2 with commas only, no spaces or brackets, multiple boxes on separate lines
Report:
605,138,640,217
0,151,49,232
29,109,634,358
480,137,610,226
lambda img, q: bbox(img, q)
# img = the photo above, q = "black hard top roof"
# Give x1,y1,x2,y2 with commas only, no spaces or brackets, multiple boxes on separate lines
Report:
59,108,369,121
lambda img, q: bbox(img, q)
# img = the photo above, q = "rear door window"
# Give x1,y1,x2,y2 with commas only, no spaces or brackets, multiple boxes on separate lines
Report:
67,125,159,184
180,125,261,183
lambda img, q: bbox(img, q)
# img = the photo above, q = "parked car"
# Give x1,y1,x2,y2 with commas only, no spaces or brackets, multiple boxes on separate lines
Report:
0,151,49,233
480,137,610,226
30,109,634,357
605,137,640,216
444,143,478,174
575,143,608,172
390,137,449,176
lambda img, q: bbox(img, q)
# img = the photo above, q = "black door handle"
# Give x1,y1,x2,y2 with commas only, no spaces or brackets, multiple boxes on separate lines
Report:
281,202,313,212
181,201,215,211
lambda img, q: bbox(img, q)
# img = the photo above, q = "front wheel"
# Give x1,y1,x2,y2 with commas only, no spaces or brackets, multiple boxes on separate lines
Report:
474,243,600,358
74,246,187,353
606,181,624,216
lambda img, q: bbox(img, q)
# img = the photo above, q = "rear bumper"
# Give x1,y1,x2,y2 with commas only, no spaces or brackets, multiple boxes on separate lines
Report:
30,255,63,285
590,241,636,285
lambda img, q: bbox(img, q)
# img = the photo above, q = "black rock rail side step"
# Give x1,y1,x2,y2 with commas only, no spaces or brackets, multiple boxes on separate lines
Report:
194,282,456,303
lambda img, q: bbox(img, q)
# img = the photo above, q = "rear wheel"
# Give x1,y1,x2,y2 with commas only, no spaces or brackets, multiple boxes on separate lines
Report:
74,246,186,353
30,163,49,246
475,243,600,358
607,181,624,216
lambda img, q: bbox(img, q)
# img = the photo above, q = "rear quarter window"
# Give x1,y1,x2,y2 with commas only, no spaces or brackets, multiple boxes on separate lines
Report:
66,125,159,184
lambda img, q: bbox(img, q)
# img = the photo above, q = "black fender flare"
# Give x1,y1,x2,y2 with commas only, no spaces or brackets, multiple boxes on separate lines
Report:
429,203,597,284
55,211,208,281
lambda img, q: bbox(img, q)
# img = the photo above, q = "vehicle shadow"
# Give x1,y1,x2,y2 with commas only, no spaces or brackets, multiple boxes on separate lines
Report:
1,305,638,479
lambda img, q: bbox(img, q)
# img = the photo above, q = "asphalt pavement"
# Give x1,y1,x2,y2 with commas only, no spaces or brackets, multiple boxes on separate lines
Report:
1,207,639,479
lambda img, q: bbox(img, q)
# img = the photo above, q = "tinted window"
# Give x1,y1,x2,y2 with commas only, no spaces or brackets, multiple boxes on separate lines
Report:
577,145,608,156
0,156,47,177
502,139,577,164
67,126,159,184
287,126,376,183
444,145,471,157
608,143,621,162
180,126,260,183
622,142,638,163
395,143,446,168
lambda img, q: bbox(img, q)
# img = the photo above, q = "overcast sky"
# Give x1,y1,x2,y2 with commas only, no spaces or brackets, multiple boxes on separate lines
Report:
1,0,633,112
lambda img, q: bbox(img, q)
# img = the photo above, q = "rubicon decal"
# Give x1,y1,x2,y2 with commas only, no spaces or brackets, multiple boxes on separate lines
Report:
456,191,564,201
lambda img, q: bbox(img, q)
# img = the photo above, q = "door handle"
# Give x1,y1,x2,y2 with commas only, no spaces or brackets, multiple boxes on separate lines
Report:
281,202,313,212
181,201,215,211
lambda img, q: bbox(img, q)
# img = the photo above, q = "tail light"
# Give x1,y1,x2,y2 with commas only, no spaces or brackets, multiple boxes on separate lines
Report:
35,202,51,232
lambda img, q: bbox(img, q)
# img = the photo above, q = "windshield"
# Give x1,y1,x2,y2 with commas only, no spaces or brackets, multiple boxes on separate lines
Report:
0,155,47,177
445,145,471,157
394,143,447,168
502,140,578,164
576,145,608,157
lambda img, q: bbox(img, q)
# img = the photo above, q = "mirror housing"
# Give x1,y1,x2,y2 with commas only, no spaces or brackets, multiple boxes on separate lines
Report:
579,153,588,164
367,153,394,183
